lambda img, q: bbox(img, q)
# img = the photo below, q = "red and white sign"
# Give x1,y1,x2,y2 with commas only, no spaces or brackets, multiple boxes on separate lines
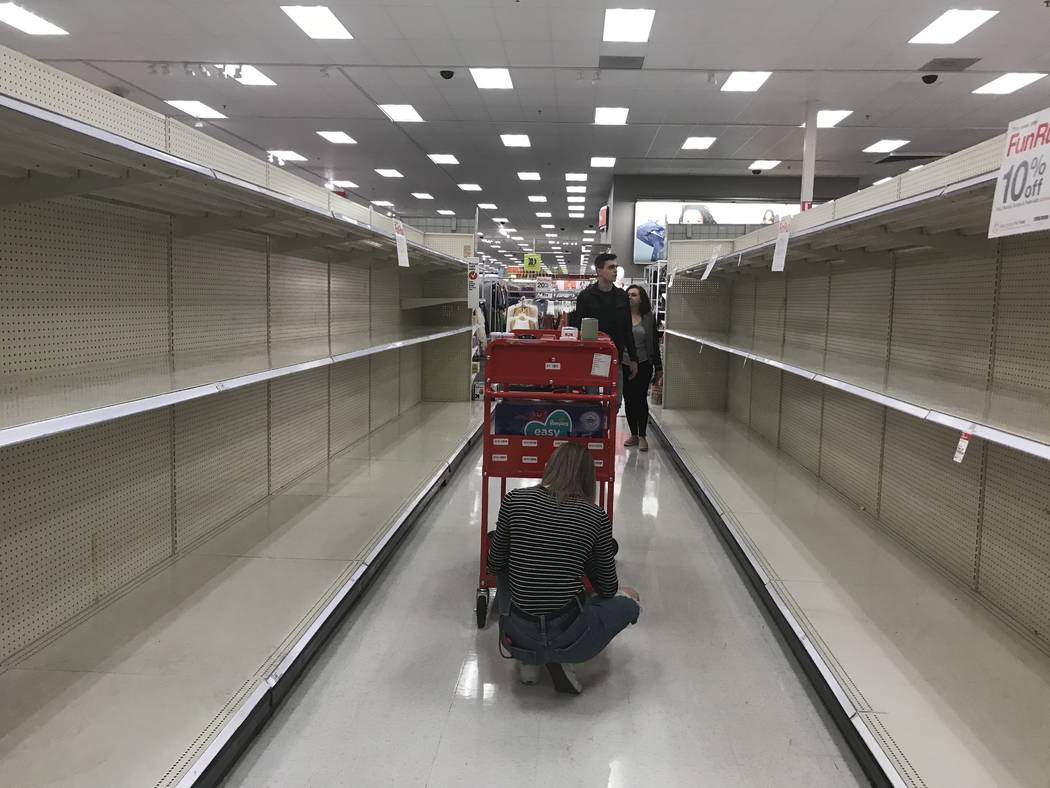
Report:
467,257,480,308
771,218,791,272
394,219,409,267
990,107,1050,238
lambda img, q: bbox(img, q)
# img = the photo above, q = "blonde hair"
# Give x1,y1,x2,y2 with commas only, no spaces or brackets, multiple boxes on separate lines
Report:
541,443,597,502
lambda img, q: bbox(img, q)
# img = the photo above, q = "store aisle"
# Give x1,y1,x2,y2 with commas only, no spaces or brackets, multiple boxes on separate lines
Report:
223,419,866,788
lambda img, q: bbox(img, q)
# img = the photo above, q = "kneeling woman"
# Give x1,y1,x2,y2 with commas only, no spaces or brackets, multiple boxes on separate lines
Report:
487,443,640,694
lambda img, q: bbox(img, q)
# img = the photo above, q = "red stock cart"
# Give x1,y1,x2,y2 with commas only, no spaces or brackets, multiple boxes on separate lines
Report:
476,328,620,628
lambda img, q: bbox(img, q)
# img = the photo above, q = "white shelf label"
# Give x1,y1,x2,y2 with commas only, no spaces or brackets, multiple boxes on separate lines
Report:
953,432,973,464
772,218,790,272
587,442,604,450
545,361,561,370
522,439,538,447
492,438,509,446
523,456,538,464
492,454,508,462
990,107,1050,238
394,219,409,267
701,245,722,281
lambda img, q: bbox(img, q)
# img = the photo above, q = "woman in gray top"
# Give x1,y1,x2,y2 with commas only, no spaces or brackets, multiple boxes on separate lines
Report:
622,285,663,452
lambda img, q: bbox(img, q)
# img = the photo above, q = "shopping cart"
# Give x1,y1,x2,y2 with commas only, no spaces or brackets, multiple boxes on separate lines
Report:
475,328,619,628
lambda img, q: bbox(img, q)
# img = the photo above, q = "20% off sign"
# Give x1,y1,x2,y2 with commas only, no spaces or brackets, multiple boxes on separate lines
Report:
989,107,1050,238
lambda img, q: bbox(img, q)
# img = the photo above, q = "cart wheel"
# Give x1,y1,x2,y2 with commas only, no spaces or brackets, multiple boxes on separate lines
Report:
476,590,489,628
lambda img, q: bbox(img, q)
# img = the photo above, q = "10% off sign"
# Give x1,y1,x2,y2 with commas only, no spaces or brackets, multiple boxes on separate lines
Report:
989,107,1050,238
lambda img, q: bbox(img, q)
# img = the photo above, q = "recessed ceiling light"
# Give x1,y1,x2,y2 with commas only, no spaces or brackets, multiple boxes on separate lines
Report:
371,200,394,207
536,212,552,218
375,168,403,177
873,177,893,186
459,183,482,191
541,224,556,229
528,195,547,203
378,104,424,123
591,157,616,168
326,179,358,189
863,139,909,153
974,73,1047,95
545,233,558,238
494,217,509,223
595,107,630,125
502,228,517,233
569,212,585,218
909,9,997,45
748,160,780,170
0,2,67,34
166,100,227,119
412,192,434,199
437,209,456,215
584,230,596,235
280,5,353,39
478,203,498,209
567,196,586,203
470,67,513,90
721,71,772,92
218,64,277,86
501,134,531,147
269,150,308,162
814,110,853,128
518,172,541,181
428,153,459,164
603,8,656,42
317,131,357,144
565,173,588,181
682,136,717,150
566,185,586,193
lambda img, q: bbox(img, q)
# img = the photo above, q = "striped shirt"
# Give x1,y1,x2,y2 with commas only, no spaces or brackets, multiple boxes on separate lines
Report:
487,485,618,615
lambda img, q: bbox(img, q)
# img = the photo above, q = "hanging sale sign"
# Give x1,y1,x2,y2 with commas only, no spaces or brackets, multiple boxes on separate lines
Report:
771,218,791,272
990,107,1050,238
535,275,554,299
393,219,409,267
523,252,542,274
466,257,480,308
701,245,722,281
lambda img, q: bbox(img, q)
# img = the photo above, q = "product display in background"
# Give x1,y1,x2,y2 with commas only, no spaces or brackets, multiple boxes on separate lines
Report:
633,200,803,263
493,400,607,437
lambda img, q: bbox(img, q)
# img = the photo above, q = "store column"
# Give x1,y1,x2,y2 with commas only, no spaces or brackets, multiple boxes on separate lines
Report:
801,101,818,210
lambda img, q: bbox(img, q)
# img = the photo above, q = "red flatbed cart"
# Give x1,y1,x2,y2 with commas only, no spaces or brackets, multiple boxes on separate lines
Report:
476,328,620,628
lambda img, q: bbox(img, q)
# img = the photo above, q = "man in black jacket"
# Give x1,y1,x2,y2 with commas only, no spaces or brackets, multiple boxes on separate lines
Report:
571,253,639,397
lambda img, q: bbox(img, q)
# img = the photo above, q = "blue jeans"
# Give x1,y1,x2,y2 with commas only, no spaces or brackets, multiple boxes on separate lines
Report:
497,579,640,665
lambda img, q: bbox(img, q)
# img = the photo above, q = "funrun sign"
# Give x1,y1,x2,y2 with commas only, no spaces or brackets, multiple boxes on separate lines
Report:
990,107,1050,238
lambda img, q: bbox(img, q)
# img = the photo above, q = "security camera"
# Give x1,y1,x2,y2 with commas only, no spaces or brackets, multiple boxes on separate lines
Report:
751,169,762,175
440,69,454,80
922,74,938,85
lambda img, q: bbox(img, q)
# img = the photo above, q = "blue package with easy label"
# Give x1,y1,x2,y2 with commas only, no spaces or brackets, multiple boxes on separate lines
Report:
493,401,606,437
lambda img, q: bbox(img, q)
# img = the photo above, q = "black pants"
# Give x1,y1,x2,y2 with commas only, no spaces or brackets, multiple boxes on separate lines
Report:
622,360,653,437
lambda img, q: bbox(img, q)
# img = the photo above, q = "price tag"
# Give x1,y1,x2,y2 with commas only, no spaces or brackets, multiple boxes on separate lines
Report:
702,245,722,281
466,257,480,308
394,219,409,267
771,218,791,272
953,432,973,464
591,353,612,377
990,107,1050,238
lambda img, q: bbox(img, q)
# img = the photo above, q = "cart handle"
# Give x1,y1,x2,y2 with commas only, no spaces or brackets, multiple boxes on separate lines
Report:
484,387,616,403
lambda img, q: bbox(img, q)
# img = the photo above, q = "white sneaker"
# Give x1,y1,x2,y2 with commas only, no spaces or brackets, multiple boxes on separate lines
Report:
517,661,542,686
545,662,583,695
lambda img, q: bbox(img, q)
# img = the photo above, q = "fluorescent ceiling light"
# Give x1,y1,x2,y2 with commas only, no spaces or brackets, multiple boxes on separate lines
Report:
863,139,909,153
722,71,772,92
518,172,541,181
591,157,616,168
378,104,424,123
437,209,456,215
682,136,717,150
494,217,509,223
565,173,588,181
595,107,630,125
326,179,358,188
459,183,482,191
317,131,356,144
478,203,497,209
269,149,307,162
375,168,403,177
545,233,558,238
371,200,394,207
873,177,893,186
0,3,67,34
541,224,556,229
584,230,596,234
217,64,276,86
603,8,656,42
501,134,531,147
166,100,227,119
817,110,852,128
566,185,586,193
536,212,552,217
569,212,585,218
974,73,1047,95
567,196,586,203
412,192,434,199
280,5,353,39
528,195,547,203
748,160,780,170
470,67,513,90
428,153,459,164
909,9,997,44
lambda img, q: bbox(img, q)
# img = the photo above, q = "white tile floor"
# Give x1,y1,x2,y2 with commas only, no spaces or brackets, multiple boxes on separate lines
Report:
223,417,866,788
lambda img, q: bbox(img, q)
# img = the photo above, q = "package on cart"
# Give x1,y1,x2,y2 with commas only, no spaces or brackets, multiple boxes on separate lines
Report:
493,400,607,437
